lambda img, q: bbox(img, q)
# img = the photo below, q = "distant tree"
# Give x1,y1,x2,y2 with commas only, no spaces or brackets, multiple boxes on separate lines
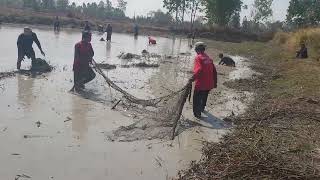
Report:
151,9,174,25
203,0,242,26
117,0,127,12
266,21,283,32
136,9,173,25
180,0,187,22
106,0,112,11
1,0,23,7
242,15,248,30
23,0,33,8
31,0,40,11
230,12,240,29
252,0,273,23
163,0,182,23
70,2,76,10
189,0,201,31
42,0,55,10
56,0,69,11
286,0,320,27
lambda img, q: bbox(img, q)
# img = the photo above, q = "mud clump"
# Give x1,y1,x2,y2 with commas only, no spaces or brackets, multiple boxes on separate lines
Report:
30,58,53,73
96,63,116,70
0,72,15,80
118,52,141,60
121,62,160,68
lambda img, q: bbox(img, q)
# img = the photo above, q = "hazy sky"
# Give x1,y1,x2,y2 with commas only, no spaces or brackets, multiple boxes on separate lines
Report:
72,0,291,21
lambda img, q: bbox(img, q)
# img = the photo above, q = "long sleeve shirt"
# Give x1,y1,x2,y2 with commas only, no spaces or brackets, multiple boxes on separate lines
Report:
193,52,217,91
17,32,42,52
73,41,94,71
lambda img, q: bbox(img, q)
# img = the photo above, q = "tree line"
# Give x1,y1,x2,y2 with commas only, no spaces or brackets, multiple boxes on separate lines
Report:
162,0,320,31
0,0,129,20
0,0,319,31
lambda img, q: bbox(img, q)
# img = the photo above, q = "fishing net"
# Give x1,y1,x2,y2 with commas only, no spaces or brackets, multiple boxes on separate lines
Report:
92,60,193,141
31,58,53,72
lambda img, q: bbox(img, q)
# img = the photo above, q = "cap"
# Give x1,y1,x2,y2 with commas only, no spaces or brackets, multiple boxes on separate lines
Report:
194,42,206,49
24,27,32,32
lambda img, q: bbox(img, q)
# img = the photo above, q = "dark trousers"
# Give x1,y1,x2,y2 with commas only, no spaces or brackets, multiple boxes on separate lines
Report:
193,90,210,117
17,48,36,69
74,67,96,88
107,33,112,41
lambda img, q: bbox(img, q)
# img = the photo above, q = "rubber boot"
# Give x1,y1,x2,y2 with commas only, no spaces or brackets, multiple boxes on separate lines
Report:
17,61,22,70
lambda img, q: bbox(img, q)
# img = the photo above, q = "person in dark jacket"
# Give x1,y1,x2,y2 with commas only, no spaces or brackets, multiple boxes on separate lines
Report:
134,24,139,36
54,16,60,31
296,43,308,59
189,42,218,119
17,27,45,70
218,53,236,67
72,31,96,92
106,24,113,42
84,21,91,32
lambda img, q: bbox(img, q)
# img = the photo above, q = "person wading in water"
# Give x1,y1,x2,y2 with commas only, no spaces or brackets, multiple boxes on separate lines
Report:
17,27,45,70
189,42,218,119
71,31,96,92
106,24,113,42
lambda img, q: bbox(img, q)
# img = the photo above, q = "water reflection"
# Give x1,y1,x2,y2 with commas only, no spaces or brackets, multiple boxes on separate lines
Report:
71,97,89,141
17,75,35,110
54,30,60,39
106,42,111,59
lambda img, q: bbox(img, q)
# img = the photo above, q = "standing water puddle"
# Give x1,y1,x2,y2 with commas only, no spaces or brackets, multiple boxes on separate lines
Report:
0,24,253,179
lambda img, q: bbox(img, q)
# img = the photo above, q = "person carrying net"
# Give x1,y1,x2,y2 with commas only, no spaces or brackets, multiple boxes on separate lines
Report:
71,31,96,92
189,42,217,119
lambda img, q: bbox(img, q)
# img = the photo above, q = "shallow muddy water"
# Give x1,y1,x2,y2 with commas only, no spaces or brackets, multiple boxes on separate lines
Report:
0,24,254,180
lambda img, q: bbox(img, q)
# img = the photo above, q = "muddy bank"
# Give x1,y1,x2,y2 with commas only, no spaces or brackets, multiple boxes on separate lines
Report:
179,42,320,179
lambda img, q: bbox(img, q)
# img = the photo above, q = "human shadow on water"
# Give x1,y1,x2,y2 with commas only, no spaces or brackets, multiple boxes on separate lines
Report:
73,88,114,105
202,111,232,129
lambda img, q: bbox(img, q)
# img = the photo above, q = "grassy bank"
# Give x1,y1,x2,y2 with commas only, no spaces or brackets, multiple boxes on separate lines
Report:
179,29,320,179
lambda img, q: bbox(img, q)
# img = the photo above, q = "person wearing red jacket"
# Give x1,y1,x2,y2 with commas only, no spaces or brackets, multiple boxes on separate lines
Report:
148,36,157,45
72,31,96,92
190,42,217,118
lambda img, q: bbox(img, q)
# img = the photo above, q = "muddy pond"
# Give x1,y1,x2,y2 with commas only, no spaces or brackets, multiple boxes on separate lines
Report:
0,24,254,180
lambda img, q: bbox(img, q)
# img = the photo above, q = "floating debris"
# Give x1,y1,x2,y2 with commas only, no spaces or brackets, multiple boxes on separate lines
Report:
96,63,116,70
121,62,159,68
15,174,31,180
30,58,53,73
64,116,72,122
35,121,41,128
118,52,141,59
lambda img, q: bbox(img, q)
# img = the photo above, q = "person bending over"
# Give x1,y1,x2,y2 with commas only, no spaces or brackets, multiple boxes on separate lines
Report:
218,53,236,67
17,27,45,70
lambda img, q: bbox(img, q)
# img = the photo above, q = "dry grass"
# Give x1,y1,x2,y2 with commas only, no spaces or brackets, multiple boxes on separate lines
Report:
180,29,320,179
274,28,320,60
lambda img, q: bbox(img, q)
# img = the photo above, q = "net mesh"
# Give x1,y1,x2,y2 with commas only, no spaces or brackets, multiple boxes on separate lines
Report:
92,60,192,141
